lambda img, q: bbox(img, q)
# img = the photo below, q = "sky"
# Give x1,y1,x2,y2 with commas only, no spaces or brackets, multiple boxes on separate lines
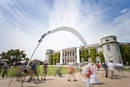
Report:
0,0,130,60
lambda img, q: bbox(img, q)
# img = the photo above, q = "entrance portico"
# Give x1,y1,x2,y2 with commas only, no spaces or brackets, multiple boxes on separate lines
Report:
60,47,80,65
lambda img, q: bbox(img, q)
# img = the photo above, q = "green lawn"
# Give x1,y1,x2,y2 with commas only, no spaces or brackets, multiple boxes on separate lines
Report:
1,65,78,76
36,65,71,76
123,66,130,72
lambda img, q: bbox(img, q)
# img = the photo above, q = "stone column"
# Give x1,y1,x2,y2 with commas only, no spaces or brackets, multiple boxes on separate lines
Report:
60,50,63,64
76,47,80,63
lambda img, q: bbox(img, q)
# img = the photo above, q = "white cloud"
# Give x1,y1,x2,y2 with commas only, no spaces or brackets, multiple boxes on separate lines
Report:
120,8,128,13
49,0,80,29
0,24,36,58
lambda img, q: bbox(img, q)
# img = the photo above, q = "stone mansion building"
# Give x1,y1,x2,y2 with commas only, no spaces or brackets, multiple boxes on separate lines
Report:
46,35,130,65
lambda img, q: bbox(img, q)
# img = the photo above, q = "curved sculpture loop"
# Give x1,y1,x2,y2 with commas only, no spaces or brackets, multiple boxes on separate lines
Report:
48,26,87,46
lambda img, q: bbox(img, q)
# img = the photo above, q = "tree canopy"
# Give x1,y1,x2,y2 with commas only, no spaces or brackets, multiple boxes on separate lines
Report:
0,49,27,64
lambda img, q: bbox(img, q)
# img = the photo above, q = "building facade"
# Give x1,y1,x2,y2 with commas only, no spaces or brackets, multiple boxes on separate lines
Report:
62,47,77,64
45,49,54,64
45,35,130,65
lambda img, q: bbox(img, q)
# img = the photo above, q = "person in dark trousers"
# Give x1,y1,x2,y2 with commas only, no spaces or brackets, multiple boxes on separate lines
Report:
0,62,3,75
126,62,129,70
102,62,108,78
27,62,37,82
55,63,62,77
2,63,8,78
42,61,48,80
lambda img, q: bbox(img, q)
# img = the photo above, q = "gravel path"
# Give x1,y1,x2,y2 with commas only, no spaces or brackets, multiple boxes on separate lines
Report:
0,70,130,87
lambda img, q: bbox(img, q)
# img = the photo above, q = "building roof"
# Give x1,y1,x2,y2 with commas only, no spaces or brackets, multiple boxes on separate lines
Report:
85,43,100,48
62,47,77,51
101,35,116,40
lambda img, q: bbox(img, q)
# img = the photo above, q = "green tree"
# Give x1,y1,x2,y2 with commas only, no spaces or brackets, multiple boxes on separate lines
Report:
120,45,130,65
99,52,104,63
90,48,96,62
0,52,8,59
55,52,60,63
82,49,88,62
0,49,26,64
53,54,56,65
50,55,53,65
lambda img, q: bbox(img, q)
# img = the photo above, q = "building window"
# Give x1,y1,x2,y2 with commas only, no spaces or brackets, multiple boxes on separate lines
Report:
65,52,67,56
96,56,100,62
88,49,90,54
109,56,113,62
68,52,69,56
107,45,111,51
73,51,74,56
88,57,91,62
96,48,98,53
116,45,118,51
70,51,72,56
106,39,109,42
113,37,116,41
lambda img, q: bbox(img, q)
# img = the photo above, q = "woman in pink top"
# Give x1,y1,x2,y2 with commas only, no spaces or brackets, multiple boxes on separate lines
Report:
67,64,77,81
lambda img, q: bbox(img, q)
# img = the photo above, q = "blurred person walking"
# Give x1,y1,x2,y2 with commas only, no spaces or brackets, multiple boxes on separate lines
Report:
108,61,115,79
96,62,101,71
90,63,99,84
41,61,48,80
67,64,77,81
126,62,129,70
0,62,3,75
27,61,37,83
8,62,25,87
82,63,92,87
55,63,62,77
102,62,108,78
2,62,8,78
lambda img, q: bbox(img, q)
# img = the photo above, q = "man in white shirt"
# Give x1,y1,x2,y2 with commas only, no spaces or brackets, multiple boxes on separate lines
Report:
82,63,92,87
108,61,115,79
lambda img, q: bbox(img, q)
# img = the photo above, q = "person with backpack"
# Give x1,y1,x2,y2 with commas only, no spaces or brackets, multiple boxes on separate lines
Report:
102,62,108,78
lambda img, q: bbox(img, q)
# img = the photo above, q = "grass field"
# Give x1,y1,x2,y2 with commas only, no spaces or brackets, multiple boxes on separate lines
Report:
1,65,78,76
123,66,130,72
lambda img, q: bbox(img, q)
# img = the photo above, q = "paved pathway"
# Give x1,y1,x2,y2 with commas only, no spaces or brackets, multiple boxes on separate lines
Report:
0,70,130,87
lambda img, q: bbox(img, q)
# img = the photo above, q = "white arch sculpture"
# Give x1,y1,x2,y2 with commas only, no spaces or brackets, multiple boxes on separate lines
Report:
48,27,87,46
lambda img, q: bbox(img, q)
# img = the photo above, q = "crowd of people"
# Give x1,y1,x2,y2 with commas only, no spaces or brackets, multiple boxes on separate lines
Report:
0,60,128,87
81,61,126,87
